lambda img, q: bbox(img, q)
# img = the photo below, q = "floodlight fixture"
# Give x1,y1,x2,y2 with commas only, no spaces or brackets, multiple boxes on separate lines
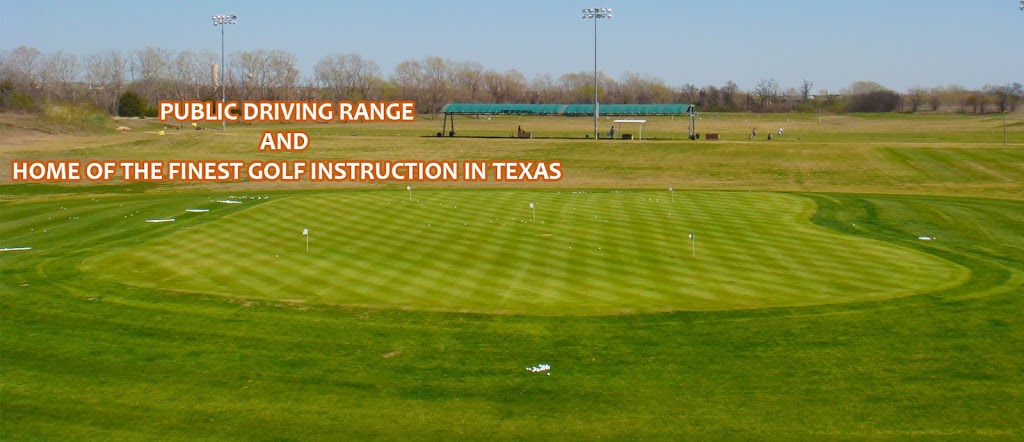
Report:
212,14,237,24
581,8,612,140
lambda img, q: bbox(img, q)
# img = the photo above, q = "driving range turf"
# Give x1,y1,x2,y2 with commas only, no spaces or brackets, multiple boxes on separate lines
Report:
82,190,966,314
1,113,1023,438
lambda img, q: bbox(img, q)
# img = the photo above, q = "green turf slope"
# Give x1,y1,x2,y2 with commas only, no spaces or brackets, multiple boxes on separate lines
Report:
82,190,967,314
2,191,1021,438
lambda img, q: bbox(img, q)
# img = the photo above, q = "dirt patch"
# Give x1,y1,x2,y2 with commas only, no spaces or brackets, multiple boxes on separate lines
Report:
0,123,61,147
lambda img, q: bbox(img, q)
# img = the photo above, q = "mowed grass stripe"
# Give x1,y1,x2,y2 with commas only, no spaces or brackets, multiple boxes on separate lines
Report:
881,147,1024,185
333,190,888,306
83,190,968,315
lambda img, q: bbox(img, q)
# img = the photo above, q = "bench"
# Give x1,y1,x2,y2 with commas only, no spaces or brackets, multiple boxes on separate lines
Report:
705,133,720,140
517,131,533,139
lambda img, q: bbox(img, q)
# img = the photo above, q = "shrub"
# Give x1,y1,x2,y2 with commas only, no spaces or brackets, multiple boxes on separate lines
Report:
848,90,901,113
44,102,110,131
117,90,149,117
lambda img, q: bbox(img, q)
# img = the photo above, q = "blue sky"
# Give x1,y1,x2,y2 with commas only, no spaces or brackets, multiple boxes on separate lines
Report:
2,0,1021,93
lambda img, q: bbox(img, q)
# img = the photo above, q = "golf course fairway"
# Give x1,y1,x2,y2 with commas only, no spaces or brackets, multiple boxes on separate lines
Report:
3,110,1021,438
82,190,967,314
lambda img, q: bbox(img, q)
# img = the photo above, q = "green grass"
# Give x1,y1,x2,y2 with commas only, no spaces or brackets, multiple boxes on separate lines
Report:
79,190,966,314
1,192,1021,438
1,112,1023,438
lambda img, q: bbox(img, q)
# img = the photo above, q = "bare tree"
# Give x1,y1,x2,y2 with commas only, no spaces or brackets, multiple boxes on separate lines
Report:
420,56,455,115
131,46,173,104
969,92,988,114
905,87,927,112
5,44,1011,118
453,60,485,102
800,78,814,101
844,80,888,96
3,46,44,96
346,54,382,101
699,85,720,110
296,75,320,101
720,80,739,111
85,50,127,114
391,59,424,105
674,83,700,104
314,54,346,100
558,71,593,104
44,51,81,102
315,52,382,101
171,49,215,101
928,86,942,111
752,78,780,111
938,85,969,113
985,83,1023,113
529,73,562,103
483,69,503,103
484,69,527,103
231,49,299,101
131,47,171,83
619,72,672,104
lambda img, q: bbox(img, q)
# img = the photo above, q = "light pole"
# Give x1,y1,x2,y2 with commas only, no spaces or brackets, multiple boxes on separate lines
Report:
582,8,612,140
212,14,237,132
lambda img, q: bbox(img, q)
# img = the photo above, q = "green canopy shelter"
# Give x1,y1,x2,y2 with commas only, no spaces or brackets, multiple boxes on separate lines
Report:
438,103,696,138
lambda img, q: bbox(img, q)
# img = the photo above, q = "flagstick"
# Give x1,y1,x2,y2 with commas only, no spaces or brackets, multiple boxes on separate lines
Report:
670,187,674,202
530,202,536,222
407,185,412,203
306,232,309,253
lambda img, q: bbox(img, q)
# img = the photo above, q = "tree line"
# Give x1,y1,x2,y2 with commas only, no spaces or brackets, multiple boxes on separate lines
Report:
1,45,1020,117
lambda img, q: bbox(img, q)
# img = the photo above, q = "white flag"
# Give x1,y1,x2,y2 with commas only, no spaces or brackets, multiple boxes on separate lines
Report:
302,228,309,236
689,233,694,241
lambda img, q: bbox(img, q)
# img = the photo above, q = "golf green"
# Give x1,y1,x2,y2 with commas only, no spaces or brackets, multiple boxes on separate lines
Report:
83,190,967,314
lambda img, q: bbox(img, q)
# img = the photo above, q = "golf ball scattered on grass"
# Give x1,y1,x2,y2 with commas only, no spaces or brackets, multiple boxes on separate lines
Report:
526,363,551,373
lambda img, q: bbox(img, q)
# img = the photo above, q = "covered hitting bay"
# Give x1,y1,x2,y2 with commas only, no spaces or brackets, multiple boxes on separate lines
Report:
612,119,648,140
439,103,696,138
